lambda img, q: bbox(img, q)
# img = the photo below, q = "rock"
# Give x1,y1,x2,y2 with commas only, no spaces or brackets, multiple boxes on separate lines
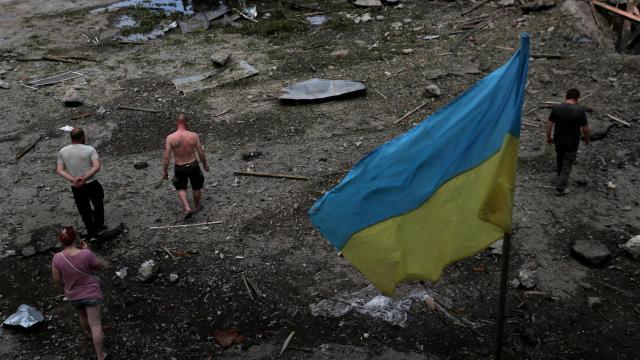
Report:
490,239,504,255
401,48,414,54
587,296,601,307
62,88,82,107
96,106,106,115
31,224,62,253
169,273,179,283
376,15,385,20
210,52,231,67
538,73,551,83
571,240,611,267
331,49,350,59
509,279,520,288
498,0,516,6
22,246,37,257
403,18,412,23
518,269,537,289
354,16,361,24
391,22,403,30
354,0,382,6
0,79,9,89
622,235,640,259
423,69,447,80
423,84,441,98
133,161,149,170
138,259,158,281
361,13,372,22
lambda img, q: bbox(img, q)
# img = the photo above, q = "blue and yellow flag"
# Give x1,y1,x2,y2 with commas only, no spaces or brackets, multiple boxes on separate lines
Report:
309,34,530,295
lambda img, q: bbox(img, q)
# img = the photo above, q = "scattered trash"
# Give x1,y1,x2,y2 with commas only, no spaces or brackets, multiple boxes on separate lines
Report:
133,161,149,170
622,235,640,259
213,329,245,348
115,267,128,279
571,240,611,267
137,259,158,282
59,125,74,132
179,13,210,34
169,273,179,283
419,34,441,40
2,304,44,329
279,331,295,357
310,285,477,328
172,60,258,93
279,79,366,102
91,0,193,15
62,88,83,107
26,71,84,87
423,84,441,98
307,15,329,25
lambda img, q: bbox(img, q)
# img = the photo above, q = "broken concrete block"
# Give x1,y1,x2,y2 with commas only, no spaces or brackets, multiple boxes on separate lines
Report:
622,235,640,259
571,239,611,266
62,88,82,106
210,53,231,67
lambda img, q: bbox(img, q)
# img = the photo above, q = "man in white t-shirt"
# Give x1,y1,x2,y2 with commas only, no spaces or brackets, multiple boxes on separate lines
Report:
56,127,105,240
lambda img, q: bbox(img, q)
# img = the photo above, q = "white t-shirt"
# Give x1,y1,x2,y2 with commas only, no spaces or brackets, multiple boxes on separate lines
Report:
57,144,99,183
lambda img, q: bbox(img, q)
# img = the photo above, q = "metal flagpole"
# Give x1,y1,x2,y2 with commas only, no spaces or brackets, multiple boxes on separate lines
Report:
494,232,512,360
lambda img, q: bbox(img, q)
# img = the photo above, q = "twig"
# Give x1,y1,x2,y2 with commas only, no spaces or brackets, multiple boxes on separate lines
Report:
19,83,38,90
164,247,177,261
461,0,493,16
279,331,295,358
605,113,630,127
375,89,388,100
117,105,160,113
233,171,309,181
451,12,497,51
42,55,77,64
386,67,406,79
213,109,231,117
148,221,223,230
368,41,379,50
71,113,92,120
242,275,255,301
15,134,43,160
393,101,429,124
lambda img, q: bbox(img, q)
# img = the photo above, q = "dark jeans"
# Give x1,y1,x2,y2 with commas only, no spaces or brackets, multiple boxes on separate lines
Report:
555,147,577,191
71,180,104,237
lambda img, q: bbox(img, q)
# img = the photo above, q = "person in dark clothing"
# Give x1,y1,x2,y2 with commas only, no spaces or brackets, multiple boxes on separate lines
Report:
56,128,106,240
545,88,590,195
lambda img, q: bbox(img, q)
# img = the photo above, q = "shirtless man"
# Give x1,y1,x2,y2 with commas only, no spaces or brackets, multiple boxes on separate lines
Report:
162,114,209,218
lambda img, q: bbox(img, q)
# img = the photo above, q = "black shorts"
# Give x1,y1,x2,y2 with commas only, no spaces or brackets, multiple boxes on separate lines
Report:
173,161,204,190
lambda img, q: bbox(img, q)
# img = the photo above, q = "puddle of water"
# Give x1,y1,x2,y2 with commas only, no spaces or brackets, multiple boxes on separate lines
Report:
92,0,194,15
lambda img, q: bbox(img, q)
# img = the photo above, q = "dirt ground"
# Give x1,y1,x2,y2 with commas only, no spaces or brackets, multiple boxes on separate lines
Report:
1,0,639,359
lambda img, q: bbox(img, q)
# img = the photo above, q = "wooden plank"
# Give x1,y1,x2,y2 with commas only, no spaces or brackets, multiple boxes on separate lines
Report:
233,171,309,181
592,0,640,23
605,113,631,127
15,135,43,160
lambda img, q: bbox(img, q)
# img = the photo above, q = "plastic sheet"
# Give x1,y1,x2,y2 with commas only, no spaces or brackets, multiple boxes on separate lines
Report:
279,79,366,102
3,305,44,329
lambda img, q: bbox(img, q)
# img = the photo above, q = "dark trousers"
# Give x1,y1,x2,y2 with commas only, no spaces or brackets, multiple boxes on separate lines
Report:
71,180,104,237
555,147,577,191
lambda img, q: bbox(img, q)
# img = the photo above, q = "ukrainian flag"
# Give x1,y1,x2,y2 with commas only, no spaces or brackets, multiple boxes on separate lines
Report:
309,34,530,296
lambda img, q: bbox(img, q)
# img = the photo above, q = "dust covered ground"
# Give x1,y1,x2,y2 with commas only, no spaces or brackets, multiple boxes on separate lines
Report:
1,0,639,359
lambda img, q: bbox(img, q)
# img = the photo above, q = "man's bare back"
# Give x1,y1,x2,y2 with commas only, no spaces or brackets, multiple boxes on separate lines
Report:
166,130,199,165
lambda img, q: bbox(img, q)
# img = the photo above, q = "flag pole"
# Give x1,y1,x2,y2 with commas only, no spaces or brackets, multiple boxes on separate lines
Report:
494,232,512,360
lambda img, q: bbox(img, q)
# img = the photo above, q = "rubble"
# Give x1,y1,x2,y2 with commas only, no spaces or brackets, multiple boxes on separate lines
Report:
137,260,158,282
423,84,441,98
622,235,640,259
571,240,611,266
169,273,179,283
0,79,9,89
62,88,82,106
210,52,231,67
518,269,537,289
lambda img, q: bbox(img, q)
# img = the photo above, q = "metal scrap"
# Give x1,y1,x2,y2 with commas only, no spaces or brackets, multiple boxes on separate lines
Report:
25,71,84,87
279,78,366,102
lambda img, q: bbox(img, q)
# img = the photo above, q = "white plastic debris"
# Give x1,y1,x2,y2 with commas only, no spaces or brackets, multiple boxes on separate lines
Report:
115,267,128,279
3,304,44,328
59,125,74,132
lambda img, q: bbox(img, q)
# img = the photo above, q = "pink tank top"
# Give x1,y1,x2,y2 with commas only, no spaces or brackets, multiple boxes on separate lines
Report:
52,249,103,300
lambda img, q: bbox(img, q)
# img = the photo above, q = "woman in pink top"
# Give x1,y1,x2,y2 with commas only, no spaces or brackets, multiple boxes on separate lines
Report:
51,226,107,360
